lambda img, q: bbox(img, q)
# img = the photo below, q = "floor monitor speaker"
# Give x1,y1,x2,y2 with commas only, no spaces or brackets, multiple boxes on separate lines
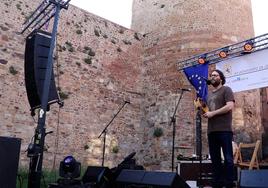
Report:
116,169,190,188
0,136,21,188
240,170,268,188
82,166,112,188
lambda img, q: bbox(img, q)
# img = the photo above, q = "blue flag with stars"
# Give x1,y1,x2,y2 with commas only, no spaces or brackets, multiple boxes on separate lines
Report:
183,63,209,102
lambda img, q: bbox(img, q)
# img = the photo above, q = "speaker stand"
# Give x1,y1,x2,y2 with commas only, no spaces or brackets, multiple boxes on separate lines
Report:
21,1,71,188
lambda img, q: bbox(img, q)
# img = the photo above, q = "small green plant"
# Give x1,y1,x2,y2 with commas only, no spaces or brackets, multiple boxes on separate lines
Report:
84,144,89,150
134,32,141,41
59,91,69,100
153,127,163,138
117,47,122,52
88,50,95,57
65,41,72,46
76,62,81,66
76,29,82,35
84,46,91,51
123,40,132,45
84,57,92,64
68,47,74,52
9,66,18,75
16,4,22,10
94,28,100,37
111,39,116,44
65,41,74,52
0,25,9,31
112,146,119,153
102,34,108,39
119,28,124,34
83,47,95,56
17,168,60,188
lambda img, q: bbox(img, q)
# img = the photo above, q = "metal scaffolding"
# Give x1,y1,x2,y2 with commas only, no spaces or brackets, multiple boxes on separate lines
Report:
177,33,268,70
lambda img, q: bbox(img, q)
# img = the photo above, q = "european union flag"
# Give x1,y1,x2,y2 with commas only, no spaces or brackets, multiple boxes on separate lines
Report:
183,63,209,102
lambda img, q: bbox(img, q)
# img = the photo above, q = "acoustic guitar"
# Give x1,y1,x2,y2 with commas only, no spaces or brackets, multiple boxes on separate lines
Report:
194,97,209,113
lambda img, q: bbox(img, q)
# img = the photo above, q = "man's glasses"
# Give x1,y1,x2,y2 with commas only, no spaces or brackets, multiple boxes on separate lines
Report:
210,74,219,77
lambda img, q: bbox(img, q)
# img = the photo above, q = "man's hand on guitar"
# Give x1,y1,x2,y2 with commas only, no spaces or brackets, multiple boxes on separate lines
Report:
203,111,216,118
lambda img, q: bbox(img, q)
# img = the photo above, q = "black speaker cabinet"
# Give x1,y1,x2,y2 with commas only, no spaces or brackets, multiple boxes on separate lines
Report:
116,169,190,188
0,136,21,188
24,29,59,111
82,166,113,188
240,170,268,188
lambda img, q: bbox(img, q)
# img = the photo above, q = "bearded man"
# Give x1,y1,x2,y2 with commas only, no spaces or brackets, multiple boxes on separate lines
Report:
203,69,235,188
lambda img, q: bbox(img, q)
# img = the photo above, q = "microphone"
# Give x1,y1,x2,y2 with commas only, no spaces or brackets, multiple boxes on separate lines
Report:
178,88,191,92
201,76,211,85
125,100,130,104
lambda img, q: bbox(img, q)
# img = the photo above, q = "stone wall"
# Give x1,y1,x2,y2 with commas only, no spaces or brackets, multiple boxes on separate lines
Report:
0,0,144,169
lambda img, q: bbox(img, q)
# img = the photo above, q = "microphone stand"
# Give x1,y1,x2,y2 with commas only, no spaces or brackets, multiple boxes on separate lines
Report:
196,108,203,187
98,101,129,166
170,89,186,172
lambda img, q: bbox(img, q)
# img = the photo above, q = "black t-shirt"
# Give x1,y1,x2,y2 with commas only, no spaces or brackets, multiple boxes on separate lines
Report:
207,86,235,133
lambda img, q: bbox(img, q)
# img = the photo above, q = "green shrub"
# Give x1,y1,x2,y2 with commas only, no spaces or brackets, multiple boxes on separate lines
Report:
84,57,92,64
112,146,119,153
153,127,163,138
9,66,18,75
59,91,69,100
76,29,82,35
84,144,89,150
94,29,100,37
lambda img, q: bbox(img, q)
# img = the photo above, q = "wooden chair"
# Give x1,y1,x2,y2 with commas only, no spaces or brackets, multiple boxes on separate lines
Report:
234,140,261,170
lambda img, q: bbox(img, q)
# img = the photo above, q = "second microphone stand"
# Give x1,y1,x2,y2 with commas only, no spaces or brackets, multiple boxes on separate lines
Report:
170,89,186,172
98,101,129,166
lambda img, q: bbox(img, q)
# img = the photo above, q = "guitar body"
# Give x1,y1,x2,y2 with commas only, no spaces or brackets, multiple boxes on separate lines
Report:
194,98,209,113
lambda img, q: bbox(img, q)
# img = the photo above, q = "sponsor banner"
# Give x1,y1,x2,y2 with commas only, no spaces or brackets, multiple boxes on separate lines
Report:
216,49,268,92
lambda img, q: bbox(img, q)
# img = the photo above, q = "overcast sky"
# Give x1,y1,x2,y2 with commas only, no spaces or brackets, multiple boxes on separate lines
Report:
70,0,268,36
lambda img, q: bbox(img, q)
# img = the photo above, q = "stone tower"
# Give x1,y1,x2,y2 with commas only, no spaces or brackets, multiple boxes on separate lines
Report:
131,0,263,170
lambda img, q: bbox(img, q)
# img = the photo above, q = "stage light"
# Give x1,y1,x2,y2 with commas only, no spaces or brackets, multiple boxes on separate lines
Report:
59,155,81,179
219,48,228,58
198,55,206,64
243,41,253,52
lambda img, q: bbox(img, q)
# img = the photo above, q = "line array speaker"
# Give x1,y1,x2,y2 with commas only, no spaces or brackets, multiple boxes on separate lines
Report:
24,29,59,111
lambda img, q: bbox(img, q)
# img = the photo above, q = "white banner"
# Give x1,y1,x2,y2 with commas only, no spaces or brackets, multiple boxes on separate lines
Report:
216,49,268,92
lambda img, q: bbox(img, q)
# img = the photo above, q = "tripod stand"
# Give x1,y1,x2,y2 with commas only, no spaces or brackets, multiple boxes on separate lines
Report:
98,101,129,166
